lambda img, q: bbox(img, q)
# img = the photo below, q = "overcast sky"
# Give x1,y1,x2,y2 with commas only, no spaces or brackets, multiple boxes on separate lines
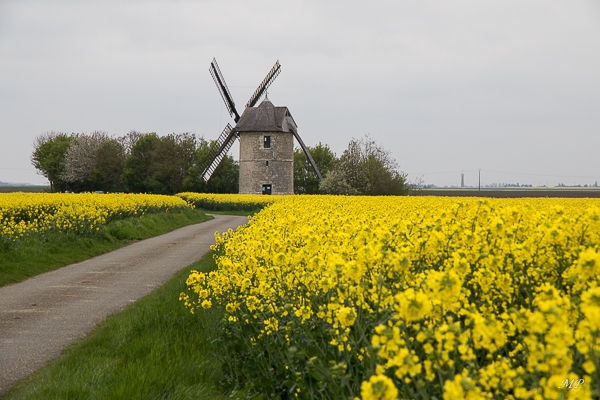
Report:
1,0,599,187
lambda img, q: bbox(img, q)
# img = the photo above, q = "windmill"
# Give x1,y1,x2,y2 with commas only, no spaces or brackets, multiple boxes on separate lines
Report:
201,58,322,194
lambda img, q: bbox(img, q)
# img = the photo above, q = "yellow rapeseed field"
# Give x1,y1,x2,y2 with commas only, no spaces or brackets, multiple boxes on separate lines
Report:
1,192,192,241
182,195,600,399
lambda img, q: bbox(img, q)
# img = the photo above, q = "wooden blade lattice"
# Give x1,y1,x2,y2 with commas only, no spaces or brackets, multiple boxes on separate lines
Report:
245,61,281,108
200,124,238,182
210,58,240,122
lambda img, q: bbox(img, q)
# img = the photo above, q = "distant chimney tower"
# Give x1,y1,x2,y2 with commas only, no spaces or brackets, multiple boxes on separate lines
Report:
461,171,465,188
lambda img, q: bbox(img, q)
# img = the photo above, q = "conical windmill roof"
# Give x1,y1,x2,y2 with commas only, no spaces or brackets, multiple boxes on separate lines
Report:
235,99,297,133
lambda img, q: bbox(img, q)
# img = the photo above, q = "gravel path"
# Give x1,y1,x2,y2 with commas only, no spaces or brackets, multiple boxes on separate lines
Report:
0,214,248,396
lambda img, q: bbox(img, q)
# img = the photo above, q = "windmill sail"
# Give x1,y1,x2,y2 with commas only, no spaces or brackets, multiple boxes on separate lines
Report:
200,123,238,183
245,60,281,108
209,58,240,122
292,131,323,180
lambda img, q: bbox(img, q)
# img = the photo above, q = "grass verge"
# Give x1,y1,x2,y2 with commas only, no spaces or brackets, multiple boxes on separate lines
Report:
0,208,211,287
2,252,238,400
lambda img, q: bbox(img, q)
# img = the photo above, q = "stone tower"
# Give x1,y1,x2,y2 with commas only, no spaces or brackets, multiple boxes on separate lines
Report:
235,98,296,195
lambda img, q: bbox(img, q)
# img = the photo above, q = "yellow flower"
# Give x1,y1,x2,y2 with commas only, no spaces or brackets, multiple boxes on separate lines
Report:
360,374,398,400
395,288,432,322
201,299,212,309
335,306,357,328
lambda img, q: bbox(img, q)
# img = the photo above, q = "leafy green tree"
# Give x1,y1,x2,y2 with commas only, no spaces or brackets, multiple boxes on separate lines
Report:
150,133,197,194
122,132,197,194
320,135,408,195
183,139,239,193
122,133,160,193
294,142,336,194
30,132,74,192
89,139,126,192
360,136,407,195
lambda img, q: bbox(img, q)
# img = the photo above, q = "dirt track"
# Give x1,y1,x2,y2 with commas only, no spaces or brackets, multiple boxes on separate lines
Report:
0,214,248,396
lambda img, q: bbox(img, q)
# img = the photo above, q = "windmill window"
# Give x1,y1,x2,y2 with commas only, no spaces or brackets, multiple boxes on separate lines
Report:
262,184,272,195
266,160,269,167
264,136,271,148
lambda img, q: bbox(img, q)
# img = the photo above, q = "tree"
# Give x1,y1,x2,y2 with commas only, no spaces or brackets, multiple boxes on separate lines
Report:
319,167,359,195
122,133,160,193
121,132,198,194
183,138,239,193
119,130,144,157
31,132,74,192
89,139,126,192
294,142,336,194
319,135,408,195
150,133,197,194
336,139,368,192
61,131,110,191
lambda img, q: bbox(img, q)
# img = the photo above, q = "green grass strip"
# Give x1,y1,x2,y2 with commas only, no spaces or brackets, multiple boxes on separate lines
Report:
0,208,211,287
2,252,239,400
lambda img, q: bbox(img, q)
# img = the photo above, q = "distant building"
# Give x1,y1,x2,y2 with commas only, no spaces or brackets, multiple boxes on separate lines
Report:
461,172,465,188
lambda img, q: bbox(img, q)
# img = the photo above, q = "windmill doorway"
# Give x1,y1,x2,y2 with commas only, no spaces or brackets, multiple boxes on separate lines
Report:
262,184,272,195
